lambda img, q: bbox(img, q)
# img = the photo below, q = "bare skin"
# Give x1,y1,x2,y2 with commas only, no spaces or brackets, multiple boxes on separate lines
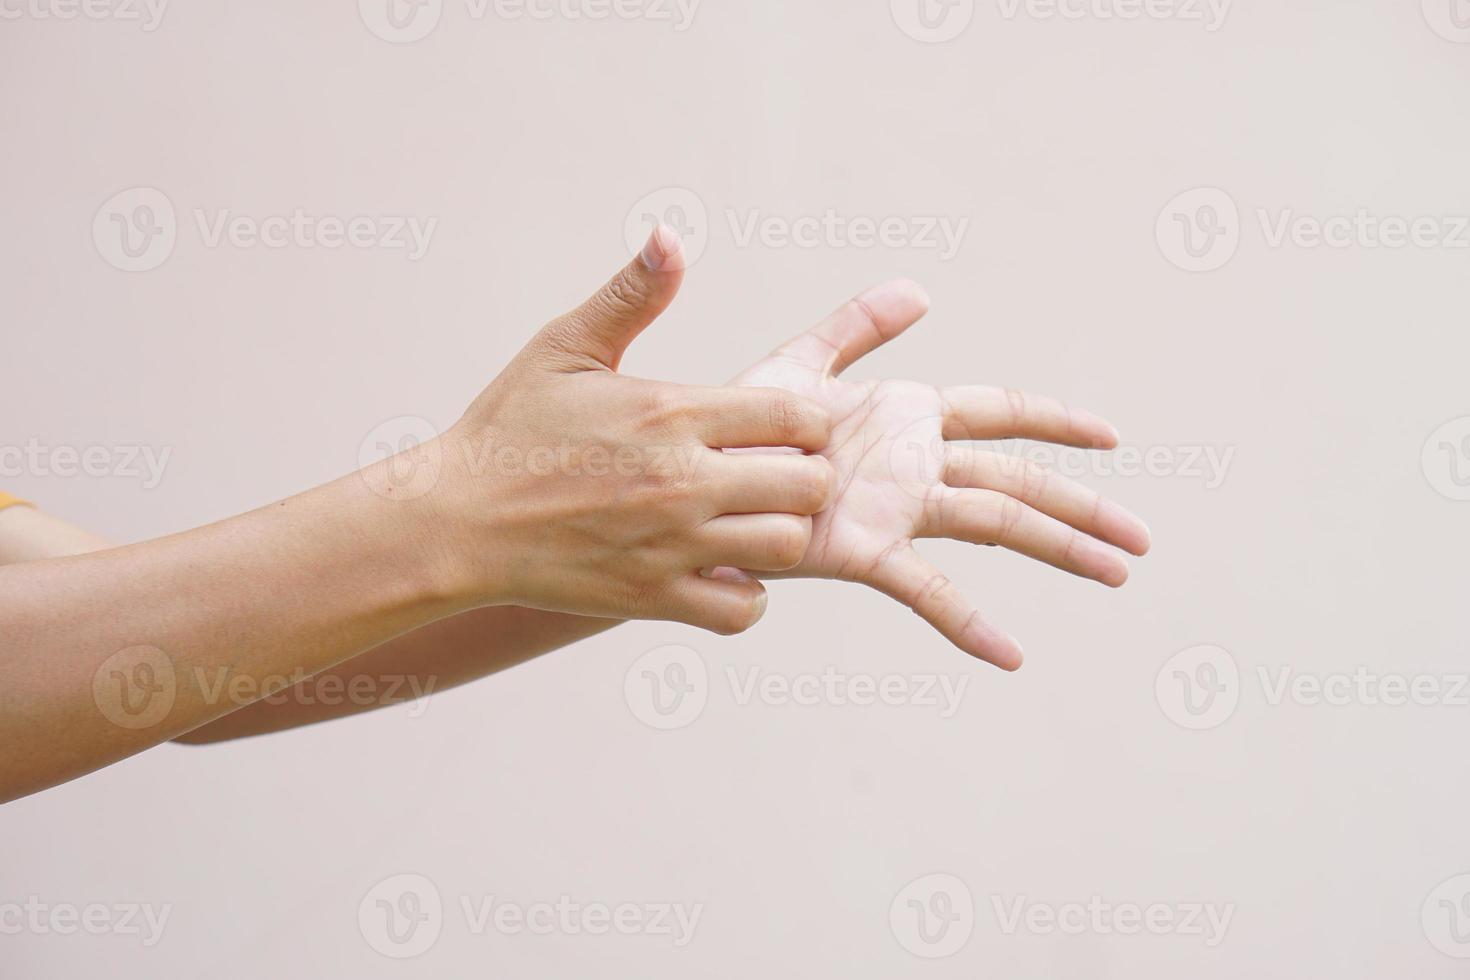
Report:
0,227,838,802
5,278,1147,748
732,278,1151,669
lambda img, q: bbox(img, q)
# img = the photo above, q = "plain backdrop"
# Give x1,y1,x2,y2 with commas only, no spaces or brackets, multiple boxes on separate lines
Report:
4,1,1470,976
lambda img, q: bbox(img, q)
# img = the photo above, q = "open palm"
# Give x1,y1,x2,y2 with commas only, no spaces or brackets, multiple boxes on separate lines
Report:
730,280,1150,670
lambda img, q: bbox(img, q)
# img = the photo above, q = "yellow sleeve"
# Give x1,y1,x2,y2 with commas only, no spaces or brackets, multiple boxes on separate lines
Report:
0,492,34,512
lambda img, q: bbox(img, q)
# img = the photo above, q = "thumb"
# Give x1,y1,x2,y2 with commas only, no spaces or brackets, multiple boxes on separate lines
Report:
539,224,686,371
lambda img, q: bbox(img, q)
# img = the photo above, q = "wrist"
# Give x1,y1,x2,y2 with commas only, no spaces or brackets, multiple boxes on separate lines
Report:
352,435,490,616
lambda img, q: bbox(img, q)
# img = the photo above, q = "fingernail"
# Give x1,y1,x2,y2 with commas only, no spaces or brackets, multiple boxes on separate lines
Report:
752,590,769,621
640,224,675,271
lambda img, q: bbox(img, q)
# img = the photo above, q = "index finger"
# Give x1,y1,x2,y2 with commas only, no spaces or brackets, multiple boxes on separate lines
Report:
771,279,930,377
690,386,832,451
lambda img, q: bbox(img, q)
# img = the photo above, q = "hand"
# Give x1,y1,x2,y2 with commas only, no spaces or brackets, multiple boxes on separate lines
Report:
407,227,837,634
730,280,1151,670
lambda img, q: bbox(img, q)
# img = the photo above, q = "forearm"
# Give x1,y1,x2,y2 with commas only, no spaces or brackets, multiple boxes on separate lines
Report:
176,605,622,742
0,469,463,802
0,495,625,745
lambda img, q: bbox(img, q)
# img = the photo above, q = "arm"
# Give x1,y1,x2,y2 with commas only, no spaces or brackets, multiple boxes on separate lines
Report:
0,472,463,800
0,503,623,743
0,227,837,800
183,281,1154,742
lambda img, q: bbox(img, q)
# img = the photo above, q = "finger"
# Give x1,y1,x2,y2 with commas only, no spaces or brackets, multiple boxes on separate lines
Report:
864,544,1023,670
920,487,1131,587
690,386,832,451
662,572,769,635
695,513,812,572
771,279,930,377
943,448,1151,556
705,452,836,516
533,224,686,371
940,386,1119,449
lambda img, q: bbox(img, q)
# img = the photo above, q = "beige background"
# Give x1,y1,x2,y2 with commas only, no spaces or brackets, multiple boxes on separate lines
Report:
4,0,1470,975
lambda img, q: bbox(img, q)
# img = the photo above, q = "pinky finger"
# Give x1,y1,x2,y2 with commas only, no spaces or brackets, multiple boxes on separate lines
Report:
865,545,1024,671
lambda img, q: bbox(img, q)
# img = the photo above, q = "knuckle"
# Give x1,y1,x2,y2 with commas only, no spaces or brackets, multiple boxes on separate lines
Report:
795,461,833,513
768,517,811,569
709,595,761,636
600,267,650,316
1016,461,1051,505
914,572,955,610
995,494,1026,543
640,387,691,430
1003,386,1028,429
766,392,804,442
